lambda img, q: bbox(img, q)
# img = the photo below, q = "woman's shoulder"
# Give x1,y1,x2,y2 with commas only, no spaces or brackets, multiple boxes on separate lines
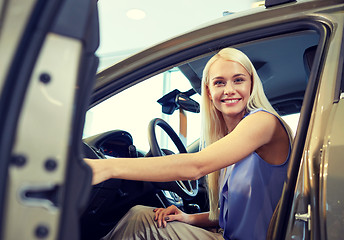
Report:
245,109,290,137
244,108,278,123
246,108,274,117
242,109,291,165
237,109,285,146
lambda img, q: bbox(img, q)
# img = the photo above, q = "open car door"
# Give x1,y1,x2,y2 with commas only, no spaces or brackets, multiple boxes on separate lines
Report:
0,0,98,239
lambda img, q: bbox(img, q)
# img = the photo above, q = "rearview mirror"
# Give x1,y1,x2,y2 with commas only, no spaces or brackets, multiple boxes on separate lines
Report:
157,89,200,115
177,93,200,113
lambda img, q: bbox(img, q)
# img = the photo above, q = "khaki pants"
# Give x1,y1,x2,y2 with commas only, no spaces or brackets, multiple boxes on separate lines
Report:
101,205,225,240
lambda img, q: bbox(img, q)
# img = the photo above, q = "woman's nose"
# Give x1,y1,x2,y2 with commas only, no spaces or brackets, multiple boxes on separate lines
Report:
224,83,235,95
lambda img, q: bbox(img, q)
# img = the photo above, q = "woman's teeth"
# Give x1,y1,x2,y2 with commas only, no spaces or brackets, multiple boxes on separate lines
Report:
221,99,239,103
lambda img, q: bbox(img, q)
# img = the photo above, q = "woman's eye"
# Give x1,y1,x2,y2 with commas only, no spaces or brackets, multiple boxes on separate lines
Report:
214,80,225,86
234,78,244,83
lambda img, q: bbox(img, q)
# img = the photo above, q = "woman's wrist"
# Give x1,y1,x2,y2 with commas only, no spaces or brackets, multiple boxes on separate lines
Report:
186,212,218,228
85,158,116,185
182,213,193,225
104,158,117,180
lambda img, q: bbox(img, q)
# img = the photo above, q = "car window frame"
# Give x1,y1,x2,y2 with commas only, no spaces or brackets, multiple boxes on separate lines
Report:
274,21,331,239
334,25,344,102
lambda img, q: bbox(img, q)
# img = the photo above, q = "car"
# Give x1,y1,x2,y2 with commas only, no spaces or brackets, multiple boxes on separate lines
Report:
0,0,343,239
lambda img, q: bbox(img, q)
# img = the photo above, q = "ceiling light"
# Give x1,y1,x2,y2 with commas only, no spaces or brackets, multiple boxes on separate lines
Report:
126,9,146,20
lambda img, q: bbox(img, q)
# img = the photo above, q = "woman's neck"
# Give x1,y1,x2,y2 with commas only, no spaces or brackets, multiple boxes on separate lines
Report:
223,111,246,133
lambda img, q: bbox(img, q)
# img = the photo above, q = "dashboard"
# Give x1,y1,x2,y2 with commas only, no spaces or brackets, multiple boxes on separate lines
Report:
80,130,159,239
83,129,138,158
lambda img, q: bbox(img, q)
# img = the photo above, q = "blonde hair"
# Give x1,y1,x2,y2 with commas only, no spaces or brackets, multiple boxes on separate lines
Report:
199,47,293,220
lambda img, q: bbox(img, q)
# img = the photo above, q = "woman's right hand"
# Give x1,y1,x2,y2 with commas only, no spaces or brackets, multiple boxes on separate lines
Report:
153,205,190,228
84,158,113,185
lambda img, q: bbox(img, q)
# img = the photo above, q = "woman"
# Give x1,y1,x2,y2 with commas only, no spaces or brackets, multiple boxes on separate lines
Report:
85,47,293,240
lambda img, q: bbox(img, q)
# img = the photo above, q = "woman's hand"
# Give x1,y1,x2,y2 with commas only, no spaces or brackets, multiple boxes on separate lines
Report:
153,205,190,228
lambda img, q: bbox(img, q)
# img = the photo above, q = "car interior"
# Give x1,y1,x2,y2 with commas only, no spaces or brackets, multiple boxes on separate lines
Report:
80,28,320,240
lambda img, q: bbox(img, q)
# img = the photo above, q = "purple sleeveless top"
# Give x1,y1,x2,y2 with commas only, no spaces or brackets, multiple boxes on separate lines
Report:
218,109,291,240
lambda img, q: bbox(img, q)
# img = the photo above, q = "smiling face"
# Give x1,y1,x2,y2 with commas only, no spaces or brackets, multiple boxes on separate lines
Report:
207,58,252,123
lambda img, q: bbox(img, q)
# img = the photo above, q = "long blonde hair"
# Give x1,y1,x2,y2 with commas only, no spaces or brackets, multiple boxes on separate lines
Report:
199,47,293,220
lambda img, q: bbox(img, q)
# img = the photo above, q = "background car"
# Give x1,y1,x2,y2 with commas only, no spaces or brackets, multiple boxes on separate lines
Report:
0,0,343,240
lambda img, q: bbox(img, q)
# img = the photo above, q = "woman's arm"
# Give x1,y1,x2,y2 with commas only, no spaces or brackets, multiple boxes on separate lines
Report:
84,152,201,184
186,212,219,228
85,111,284,185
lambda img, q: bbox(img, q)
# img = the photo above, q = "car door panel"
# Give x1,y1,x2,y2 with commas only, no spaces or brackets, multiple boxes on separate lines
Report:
0,0,98,239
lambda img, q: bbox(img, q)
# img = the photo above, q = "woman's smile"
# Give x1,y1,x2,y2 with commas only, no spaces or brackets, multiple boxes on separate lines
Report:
221,98,241,104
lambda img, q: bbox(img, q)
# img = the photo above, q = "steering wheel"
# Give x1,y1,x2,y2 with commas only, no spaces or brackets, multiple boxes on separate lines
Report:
148,118,198,200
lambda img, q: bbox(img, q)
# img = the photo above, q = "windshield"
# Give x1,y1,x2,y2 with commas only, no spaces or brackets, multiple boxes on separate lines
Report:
83,68,201,152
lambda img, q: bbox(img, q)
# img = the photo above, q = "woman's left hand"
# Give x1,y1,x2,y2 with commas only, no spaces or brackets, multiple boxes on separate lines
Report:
153,205,190,228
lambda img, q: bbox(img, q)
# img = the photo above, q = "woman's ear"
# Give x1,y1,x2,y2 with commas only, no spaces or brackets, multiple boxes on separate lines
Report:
206,86,212,101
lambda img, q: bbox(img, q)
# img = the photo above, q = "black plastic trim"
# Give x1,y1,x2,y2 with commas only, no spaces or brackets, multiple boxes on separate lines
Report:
334,25,344,102
265,0,296,8
51,0,99,52
57,1,99,240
